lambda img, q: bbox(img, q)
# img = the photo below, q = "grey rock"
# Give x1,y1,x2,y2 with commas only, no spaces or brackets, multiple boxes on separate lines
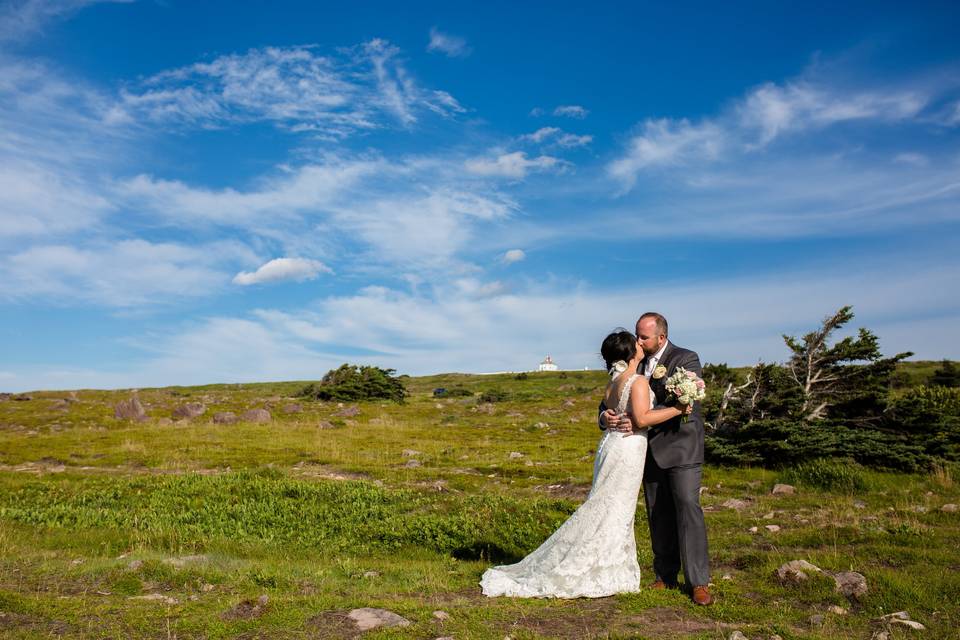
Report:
772,483,795,495
432,610,450,620
402,449,421,457
827,605,848,615
878,611,911,621
213,412,237,424
334,405,360,417
854,500,867,509
129,593,178,605
172,402,206,419
870,632,890,640
282,403,302,414
728,632,748,640
127,559,143,570
941,503,958,513
404,459,422,468
832,571,868,600
809,614,824,626
12,394,33,401
775,559,822,582
722,498,750,510
891,619,926,630
240,408,271,423
114,397,147,421
764,524,781,533
347,608,411,631
508,451,523,459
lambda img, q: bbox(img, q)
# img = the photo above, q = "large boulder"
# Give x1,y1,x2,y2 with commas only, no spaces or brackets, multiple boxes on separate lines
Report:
213,412,238,424
114,397,147,421
172,402,206,419
241,408,271,423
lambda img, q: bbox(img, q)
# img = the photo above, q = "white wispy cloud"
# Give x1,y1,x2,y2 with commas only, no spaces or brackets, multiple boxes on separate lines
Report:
607,118,725,189
738,81,925,146
427,27,471,57
17,253,953,390
519,126,592,148
464,151,564,179
110,41,465,138
608,69,952,190
0,239,257,306
0,163,113,238
233,257,332,286
554,104,588,119
0,0,130,42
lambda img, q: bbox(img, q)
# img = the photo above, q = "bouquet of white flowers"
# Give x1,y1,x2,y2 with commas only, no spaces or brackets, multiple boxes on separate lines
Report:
664,367,707,406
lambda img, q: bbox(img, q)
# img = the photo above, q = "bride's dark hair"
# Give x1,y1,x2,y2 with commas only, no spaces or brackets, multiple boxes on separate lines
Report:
601,329,637,372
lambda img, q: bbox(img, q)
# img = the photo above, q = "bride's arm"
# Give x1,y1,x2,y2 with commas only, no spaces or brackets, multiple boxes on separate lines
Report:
628,377,685,429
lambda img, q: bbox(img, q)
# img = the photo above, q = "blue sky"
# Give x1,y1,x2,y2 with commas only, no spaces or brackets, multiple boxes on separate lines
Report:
2,0,959,391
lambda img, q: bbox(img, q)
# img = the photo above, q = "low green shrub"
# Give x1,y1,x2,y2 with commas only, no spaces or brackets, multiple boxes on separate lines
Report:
298,364,406,402
781,458,868,492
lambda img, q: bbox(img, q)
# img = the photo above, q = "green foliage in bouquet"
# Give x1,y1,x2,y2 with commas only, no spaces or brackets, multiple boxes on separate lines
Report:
298,363,407,403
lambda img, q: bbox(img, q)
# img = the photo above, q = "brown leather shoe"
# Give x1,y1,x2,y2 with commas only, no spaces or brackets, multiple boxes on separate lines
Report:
691,585,712,605
650,579,667,590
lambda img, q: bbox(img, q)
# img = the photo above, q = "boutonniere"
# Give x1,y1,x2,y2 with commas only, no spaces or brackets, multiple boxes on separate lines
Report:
653,365,667,379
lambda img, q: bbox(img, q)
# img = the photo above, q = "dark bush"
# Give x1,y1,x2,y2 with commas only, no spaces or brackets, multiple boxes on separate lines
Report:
298,364,406,403
478,389,510,403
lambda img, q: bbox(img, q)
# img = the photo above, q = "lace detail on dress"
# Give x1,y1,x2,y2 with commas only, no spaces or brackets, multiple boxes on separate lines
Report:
480,373,650,598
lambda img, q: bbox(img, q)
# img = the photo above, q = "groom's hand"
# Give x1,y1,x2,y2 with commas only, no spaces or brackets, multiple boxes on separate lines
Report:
602,409,632,433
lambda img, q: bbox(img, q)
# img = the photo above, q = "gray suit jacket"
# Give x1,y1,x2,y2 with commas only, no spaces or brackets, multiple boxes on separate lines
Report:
643,343,705,468
598,342,705,469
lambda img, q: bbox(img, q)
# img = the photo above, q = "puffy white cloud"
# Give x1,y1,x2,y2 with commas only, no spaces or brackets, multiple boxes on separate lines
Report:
465,151,564,179
502,249,525,264
554,105,588,119
427,27,471,57
233,257,332,285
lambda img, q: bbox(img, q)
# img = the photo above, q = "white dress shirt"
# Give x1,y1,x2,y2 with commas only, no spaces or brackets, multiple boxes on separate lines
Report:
643,340,670,379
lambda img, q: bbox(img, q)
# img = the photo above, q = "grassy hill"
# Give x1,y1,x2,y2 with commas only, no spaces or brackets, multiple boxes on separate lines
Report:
0,366,957,638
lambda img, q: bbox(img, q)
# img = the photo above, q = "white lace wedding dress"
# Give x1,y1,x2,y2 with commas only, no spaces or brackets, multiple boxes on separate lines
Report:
480,373,650,598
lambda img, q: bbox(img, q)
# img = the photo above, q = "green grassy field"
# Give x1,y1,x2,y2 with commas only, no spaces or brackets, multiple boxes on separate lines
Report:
1,365,957,639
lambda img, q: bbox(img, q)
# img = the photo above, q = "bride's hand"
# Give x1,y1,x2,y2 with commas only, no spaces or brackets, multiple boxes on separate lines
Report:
681,403,694,415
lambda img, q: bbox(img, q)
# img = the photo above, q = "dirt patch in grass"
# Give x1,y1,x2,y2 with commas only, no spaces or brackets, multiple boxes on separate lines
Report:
0,611,74,635
615,606,740,638
497,597,617,639
303,610,358,639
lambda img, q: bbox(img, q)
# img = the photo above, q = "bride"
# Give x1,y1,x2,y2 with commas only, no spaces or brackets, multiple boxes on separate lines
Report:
480,330,690,598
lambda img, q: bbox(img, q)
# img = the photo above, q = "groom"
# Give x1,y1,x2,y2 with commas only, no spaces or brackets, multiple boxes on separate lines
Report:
599,312,712,605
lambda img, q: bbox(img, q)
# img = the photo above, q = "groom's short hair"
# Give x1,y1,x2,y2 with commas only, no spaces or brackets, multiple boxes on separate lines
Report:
638,312,668,337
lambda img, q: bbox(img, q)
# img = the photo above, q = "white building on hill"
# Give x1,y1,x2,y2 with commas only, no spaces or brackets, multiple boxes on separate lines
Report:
538,355,558,372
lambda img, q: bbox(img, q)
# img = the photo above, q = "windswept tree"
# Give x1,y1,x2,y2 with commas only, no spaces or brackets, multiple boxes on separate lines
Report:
783,306,911,422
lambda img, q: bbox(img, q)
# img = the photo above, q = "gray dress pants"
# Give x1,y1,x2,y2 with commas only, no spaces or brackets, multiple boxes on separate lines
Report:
643,454,710,587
